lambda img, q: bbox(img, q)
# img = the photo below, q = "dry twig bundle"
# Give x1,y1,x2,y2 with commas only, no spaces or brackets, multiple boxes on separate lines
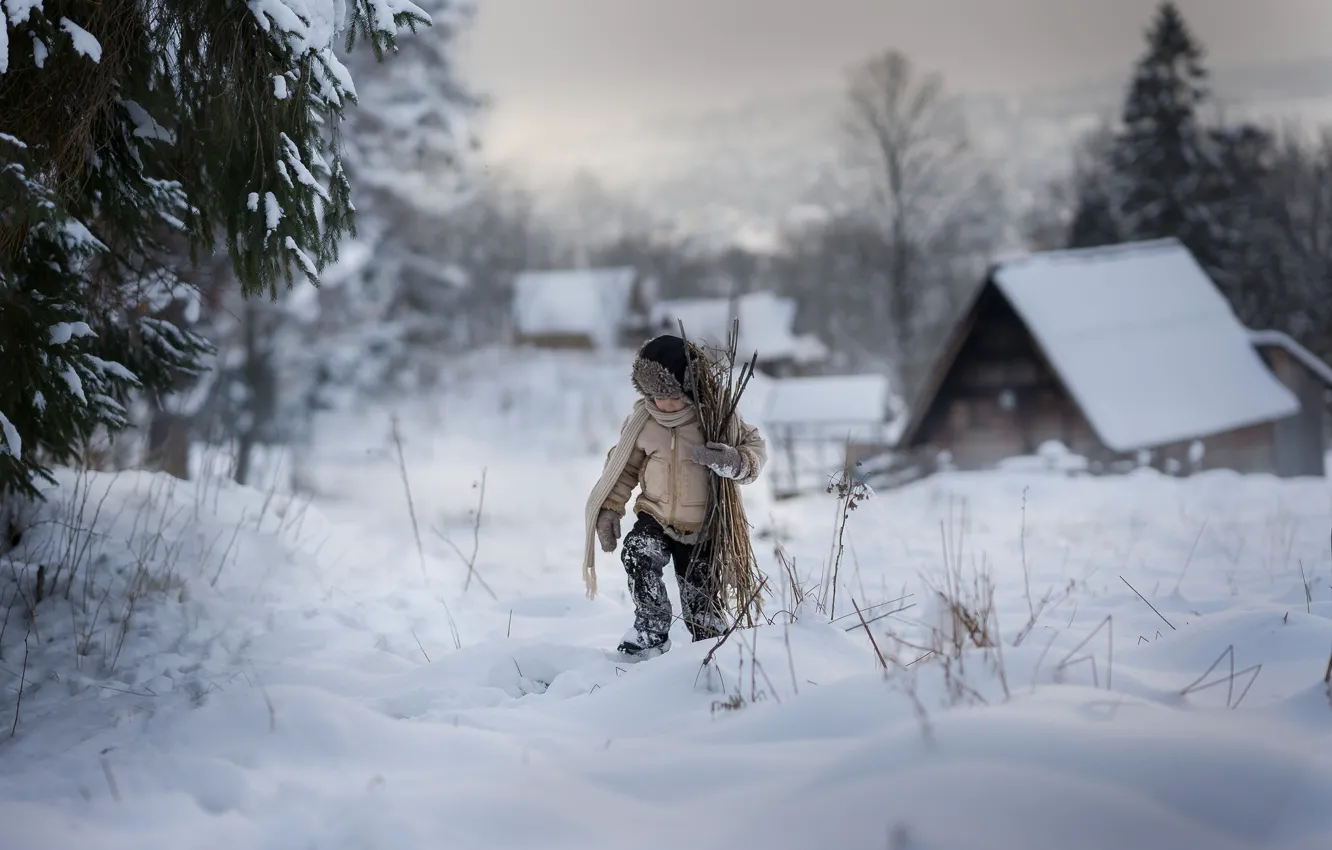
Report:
680,319,765,628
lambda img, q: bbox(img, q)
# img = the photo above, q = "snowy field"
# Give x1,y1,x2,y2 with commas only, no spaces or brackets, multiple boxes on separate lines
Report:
2,347,1332,850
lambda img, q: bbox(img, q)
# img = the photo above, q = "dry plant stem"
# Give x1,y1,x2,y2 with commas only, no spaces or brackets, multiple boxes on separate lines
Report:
390,415,430,585
100,750,121,802
852,599,887,670
1299,560,1312,613
784,624,798,695
1181,645,1261,709
1056,615,1114,690
1020,486,1033,619
844,600,917,631
461,469,490,595
434,469,498,601
1323,645,1331,685
11,631,29,736
1173,519,1209,594
389,415,462,649
700,577,770,669
828,474,851,619
411,629,431,663
1121,576,1176,630
209,512,247,587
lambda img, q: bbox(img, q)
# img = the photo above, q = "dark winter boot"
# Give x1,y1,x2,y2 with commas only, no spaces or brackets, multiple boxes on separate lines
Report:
679,581,727,642
615,627,672,659
677,546,726,641
618,515,675,655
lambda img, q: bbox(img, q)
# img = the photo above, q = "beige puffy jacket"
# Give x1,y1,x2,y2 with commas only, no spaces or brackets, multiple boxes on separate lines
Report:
601,405,767,534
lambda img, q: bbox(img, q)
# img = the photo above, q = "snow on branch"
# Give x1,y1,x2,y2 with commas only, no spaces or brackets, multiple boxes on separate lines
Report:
59,17,101,62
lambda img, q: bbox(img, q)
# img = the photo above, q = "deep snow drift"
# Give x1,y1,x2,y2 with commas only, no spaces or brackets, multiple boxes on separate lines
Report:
1,347,1330,850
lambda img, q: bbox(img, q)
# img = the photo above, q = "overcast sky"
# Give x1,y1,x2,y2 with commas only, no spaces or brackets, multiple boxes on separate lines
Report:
457,0,1332,176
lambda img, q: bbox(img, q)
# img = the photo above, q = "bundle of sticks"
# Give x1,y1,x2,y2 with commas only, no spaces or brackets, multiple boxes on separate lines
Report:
680,318,765,629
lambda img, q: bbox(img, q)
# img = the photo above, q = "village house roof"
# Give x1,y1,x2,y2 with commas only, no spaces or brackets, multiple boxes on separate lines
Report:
899,238,1302,453
650,291,825,364
763,374,896,426
512,266,638,350
1249,329,1332,388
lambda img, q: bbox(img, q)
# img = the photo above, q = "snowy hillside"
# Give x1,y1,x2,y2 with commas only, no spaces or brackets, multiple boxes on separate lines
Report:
2,348,1331,849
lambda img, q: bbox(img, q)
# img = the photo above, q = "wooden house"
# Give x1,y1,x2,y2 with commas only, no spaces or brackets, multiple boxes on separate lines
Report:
894,239,1331,477
512,266,656,350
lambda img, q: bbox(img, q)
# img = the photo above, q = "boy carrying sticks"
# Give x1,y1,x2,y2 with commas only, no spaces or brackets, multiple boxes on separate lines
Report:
583,334,768,658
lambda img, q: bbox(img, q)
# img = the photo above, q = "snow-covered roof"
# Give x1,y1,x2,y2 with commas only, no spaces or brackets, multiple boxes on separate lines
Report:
792,333,830,365
513,267,637,350
763,374,893,425
992,239,1300,452
651,291,819,363
1249,330,1332,388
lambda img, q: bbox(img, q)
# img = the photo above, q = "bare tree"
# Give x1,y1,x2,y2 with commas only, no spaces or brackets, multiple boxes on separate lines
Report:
842,49,1004,392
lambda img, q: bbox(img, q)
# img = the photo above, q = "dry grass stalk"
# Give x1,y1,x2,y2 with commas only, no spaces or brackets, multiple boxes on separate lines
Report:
767,542,813,625
929,527,997,655
390,414,461,649
700,577,770,669
1180,644,1260,709
679,319,765,628
432,468,498,600
1053,615,1114,690
852,598,887,670
823,462,872,619
1120,575,1176,631
11,629,30,736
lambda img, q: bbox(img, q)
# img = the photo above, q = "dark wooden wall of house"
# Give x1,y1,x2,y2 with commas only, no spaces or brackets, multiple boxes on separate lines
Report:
515,331,596,350
1144,423,1276,475
912,284,1101,469
1260,346,1327,477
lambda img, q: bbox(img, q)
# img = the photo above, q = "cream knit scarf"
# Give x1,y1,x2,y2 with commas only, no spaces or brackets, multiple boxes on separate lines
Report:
582,399,696,598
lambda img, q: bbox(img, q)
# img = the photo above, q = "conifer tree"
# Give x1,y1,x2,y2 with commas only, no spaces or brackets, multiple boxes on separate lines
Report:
0,1,433,499
1067,2,1218,261
1111,2,1212,241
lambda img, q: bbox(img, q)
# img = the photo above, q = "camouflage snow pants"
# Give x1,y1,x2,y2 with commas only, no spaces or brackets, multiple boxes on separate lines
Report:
621,512,726,644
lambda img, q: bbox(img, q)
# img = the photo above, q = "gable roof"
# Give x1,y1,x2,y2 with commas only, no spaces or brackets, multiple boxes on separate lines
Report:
512,266,638,349
900,239,1301,453
1249,329,1332,388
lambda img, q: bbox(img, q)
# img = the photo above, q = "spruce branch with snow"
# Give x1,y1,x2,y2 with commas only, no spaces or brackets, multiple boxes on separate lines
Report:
0,1,434,499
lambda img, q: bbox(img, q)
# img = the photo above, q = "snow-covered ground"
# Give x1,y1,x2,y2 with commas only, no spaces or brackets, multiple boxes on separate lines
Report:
3,347,1331,850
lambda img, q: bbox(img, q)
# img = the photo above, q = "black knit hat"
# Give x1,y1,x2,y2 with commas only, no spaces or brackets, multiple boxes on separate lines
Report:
631,335,694,400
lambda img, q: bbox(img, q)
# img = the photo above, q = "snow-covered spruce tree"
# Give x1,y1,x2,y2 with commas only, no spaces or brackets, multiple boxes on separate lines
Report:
288,0,485,400
0,1,432,500
1109,2,1214,255
341,0,479,211
1067,2,1215,257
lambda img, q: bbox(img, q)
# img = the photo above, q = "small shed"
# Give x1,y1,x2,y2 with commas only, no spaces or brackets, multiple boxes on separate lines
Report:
512,266,654,350
761,374,899,496
650,291,828,376
894,239,1331,477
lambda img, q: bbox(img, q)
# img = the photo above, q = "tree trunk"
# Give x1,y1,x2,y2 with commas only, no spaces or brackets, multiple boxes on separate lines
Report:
144,390,192,480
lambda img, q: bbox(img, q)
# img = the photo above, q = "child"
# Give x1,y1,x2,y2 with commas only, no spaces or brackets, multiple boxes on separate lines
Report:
583,334,767,658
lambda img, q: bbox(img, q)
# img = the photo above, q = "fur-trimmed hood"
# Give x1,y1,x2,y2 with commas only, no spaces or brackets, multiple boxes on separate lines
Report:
630,335,695,400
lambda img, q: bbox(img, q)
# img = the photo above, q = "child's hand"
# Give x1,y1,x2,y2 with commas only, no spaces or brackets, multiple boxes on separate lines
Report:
596,509,621,552
692,442,744,479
